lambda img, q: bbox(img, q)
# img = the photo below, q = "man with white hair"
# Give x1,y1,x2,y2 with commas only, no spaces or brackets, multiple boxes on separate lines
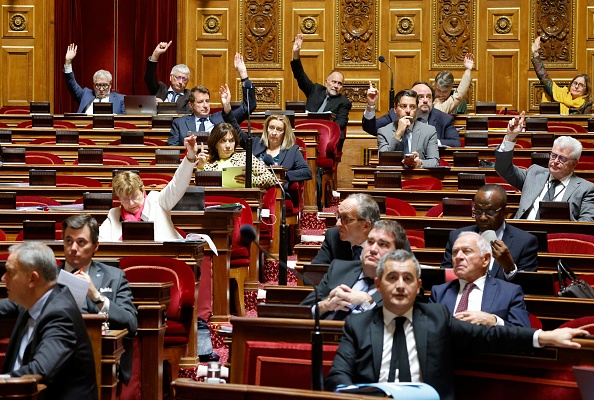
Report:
63,43,125,114
495,111,594,221
430,231,530,327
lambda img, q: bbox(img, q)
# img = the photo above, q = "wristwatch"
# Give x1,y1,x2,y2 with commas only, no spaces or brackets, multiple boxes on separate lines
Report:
93,295,106,305
360,299,375,311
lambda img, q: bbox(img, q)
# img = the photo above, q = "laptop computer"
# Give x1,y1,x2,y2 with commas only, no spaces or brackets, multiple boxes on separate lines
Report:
125,95,157,115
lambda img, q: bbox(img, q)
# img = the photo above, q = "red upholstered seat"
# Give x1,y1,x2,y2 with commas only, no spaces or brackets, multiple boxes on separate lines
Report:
83,121,138,129
402,177,442,190
548,122,588,133
138,173,172,186
239,121,263,131
406,230,425,248
385,197,417,216
16,196,61,209
26,152,65,165
425,203,443,217
529,313,543,329
108,138,167,146
29,137,97,145
559,316,594,334
23,176,103,188
485,176,518,192
74,153,139,166
547,233,594,255
0,229,6,241
0,106,30,114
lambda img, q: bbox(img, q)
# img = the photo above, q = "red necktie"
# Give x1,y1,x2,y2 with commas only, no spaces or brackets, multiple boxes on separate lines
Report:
455,282,476,313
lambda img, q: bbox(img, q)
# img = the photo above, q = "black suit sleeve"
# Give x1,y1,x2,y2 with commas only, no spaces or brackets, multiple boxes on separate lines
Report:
144,58,166,98
285,146,312,183
310,230,334,265
231,80,257,124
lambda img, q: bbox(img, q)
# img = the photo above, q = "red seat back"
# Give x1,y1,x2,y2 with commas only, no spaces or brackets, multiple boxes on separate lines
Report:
402,177,442,190
547,233,594,255
26,152,65,165
294,120,340,170
385,197,417,216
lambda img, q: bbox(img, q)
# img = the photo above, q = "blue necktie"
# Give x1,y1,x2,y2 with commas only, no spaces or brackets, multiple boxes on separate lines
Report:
198,118,206,132
168,91,180,102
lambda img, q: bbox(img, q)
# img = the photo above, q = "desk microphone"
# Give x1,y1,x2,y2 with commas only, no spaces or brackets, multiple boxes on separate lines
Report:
240,224,323,390
378,55,395,108
262,154,289,284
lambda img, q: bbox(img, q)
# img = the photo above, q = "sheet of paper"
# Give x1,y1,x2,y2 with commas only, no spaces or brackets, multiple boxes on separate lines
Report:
58,269,90,311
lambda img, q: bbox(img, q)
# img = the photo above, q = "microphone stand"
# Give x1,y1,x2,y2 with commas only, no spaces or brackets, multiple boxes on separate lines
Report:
244,82,253,188
263,160,288,285
389,73,395,111
243,226,323,390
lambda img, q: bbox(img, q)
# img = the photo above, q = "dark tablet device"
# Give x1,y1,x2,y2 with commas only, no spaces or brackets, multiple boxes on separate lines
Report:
29,169,57,186
173,186,205,211
83,192,113,210
121,221,154,241
538,201,570,220
374,171,402,189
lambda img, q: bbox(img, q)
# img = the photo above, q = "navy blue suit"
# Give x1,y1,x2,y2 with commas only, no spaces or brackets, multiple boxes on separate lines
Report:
440,224,539,280
362,107,460,147
167,79,257,146
64,71,125,114
252,139,312,184
429,276,531,327
325,303,536,400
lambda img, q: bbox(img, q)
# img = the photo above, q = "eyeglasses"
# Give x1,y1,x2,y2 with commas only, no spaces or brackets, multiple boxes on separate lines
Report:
571,81,585,90
94,83,110,89
549,152,574,164
336,213,365,225
119,193,143,203
474,207,502,217
172,75,189,82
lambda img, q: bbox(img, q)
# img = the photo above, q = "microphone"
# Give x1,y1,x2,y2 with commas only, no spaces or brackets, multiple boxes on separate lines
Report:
244,82,253,188
262,154,289,285
378,55,395,108
240,224,323,390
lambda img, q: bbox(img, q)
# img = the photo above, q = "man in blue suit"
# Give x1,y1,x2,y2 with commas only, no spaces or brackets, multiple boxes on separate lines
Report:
63,43,125,114
431,231,530,327
363,81,460,147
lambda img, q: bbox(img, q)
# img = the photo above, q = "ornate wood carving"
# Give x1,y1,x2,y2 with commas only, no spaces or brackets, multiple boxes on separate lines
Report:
240,0,282,68
432,0,476,69
342,81,372,109
336,0,378,68
236,80,281,110
532,0,575,68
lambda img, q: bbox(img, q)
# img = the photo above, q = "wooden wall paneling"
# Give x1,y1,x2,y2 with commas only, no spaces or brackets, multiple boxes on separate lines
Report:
195,49,229,109
293,9,326,43
587,49,594,82
486,49,519,110
290,49,324,103
1,46,33,105
391,49,422,92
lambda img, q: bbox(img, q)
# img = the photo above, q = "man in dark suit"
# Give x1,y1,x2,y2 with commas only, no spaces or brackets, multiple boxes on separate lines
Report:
363,81,460,147
431,231,530,327
495,111,594,221
325,249,587,400
441,184,538,281
0,242,98,400
377,89,440,168
291,34,352,137
63,43,125,114
301,220,409,320
167,77,256,146
61,214,137,386
144,40,192,114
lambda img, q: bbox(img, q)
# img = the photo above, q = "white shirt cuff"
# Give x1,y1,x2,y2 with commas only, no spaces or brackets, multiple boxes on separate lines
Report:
497,138,516,152
363,109,376,119
98,296,110,314
63,64,73,74
503,263,518,280
533,329,543,348
495,315,505,326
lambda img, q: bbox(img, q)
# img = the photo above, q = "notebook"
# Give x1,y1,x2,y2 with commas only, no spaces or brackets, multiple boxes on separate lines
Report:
221,166,245,188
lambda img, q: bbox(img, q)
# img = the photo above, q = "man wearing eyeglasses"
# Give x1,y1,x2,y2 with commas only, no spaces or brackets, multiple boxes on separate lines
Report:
440,185,538,281
291,34,352,138
63,43,125,115
495,111,594,222
301,220,409,320
144,41,192,113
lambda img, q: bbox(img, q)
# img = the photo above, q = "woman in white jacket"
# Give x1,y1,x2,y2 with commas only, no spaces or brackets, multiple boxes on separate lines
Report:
98,135,198,241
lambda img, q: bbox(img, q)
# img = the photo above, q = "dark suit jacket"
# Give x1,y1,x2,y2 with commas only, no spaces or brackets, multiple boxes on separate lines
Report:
440,224,539,280
300,259,383,319
64,71,125,114
324,303,536,400
429,276,531,327
144,58,191,114
252,140,312,183
0,285,98,400
311,227,412,265
290,59,352,133
495,148,594,221
362,107,461,147
80,261,137,384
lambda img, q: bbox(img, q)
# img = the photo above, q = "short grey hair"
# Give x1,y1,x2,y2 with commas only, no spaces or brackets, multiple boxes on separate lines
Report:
171,64,190,79
455,231,491,257
9,242,58,282
434,70,454,89
345,193,380,224
553,136,582,161
376,250,421,279
93,70,112,83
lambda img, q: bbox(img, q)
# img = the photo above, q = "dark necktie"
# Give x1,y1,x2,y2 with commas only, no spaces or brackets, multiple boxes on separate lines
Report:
317,96,330,112
198,118,207,132
168,91,180,102
352,245,363,260
455,282,476,313
402,130,410,154
388,316,411,382
10,311,31,371
544,179,561,201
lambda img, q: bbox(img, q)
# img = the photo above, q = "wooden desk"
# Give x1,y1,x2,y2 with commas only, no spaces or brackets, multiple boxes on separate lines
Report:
99,329,127,400
5,127,171,145
0,376,45,399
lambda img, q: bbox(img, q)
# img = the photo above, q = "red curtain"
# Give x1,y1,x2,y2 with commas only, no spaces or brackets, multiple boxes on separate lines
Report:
54,0,177,114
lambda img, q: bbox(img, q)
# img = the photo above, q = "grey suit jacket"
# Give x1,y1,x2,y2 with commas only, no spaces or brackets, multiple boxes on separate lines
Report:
377,121,439,167
495,147,594,221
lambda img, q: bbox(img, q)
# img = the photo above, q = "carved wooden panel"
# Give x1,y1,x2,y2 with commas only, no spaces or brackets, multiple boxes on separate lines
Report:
240,0,282,68
336,0,378,68
432,0,476,69
486,49,519,109
390,9,422,42
2,46,33,104
195,49,229,107
343,80,371,110
2,5,34,38
293,9,326,42
531,0,575,68
196,8,228,41
244,79,282,111
529,78,572,111
487,8,519,41
587,7,594,40
588,49,594,80
392,50,421,92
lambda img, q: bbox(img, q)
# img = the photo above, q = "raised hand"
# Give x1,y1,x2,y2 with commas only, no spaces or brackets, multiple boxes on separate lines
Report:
463,53,475,70
532,37,541,55
184,135,199,160
292,34,303,58
219,84,231,113
151,41,172,61
506,111,526,141
65,43,77,64
234,52,248,79
367,81,378,106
